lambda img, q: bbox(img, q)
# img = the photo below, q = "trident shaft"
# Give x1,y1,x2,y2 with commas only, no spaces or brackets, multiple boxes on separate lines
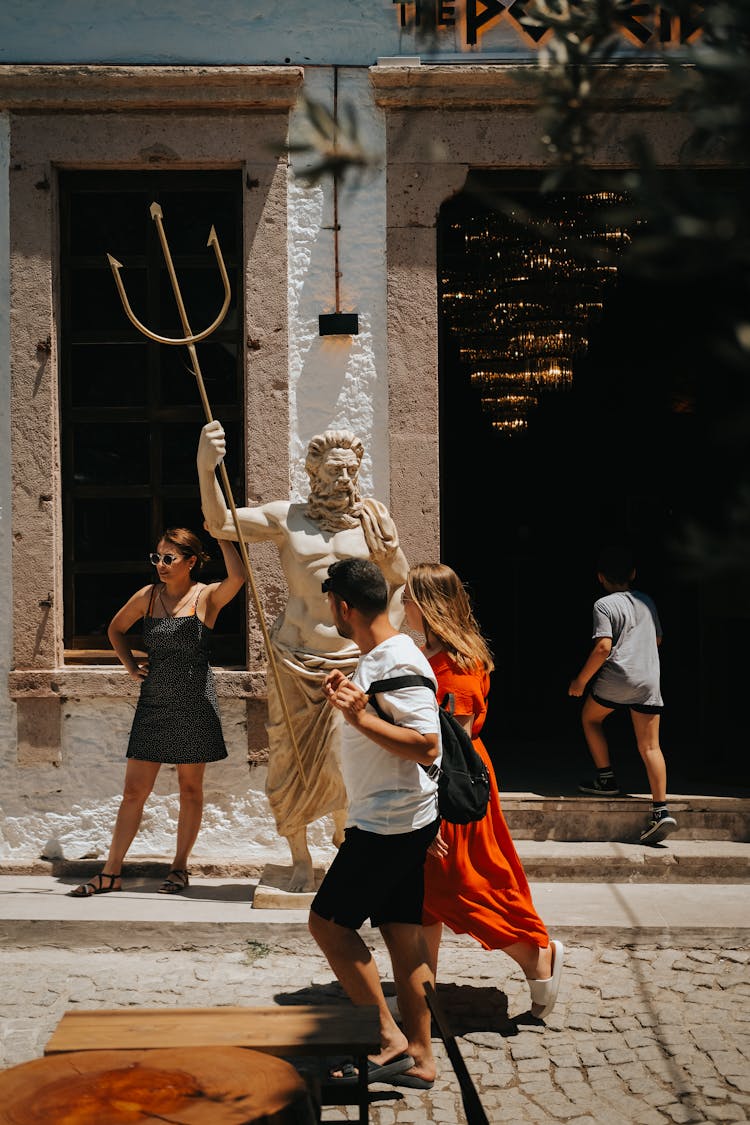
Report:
107,202,308,789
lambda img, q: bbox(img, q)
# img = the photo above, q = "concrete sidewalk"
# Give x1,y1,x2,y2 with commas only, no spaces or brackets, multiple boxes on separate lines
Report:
0,874,748,941
1,875,748,1124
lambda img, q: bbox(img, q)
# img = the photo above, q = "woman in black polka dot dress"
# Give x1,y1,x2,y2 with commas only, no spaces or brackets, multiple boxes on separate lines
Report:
70,527,245,898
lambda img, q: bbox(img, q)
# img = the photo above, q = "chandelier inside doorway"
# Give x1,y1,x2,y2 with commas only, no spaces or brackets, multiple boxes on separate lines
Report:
440,192,630,433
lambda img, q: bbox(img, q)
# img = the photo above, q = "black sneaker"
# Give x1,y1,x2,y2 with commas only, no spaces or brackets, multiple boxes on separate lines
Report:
639,813,677,845
578,775,620,796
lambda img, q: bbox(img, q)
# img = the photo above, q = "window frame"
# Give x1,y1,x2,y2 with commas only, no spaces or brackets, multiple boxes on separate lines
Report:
58,169,246,666
5,67,301,708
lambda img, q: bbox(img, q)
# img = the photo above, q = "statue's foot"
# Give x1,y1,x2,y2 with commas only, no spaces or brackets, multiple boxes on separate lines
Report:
284,829,316,892
287,861,315,894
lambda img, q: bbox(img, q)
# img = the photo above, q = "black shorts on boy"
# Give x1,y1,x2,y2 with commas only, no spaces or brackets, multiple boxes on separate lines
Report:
311,817,440,930
591,692,663,715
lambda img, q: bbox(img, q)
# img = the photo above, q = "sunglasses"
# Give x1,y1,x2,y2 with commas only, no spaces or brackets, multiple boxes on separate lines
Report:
149,552,186,567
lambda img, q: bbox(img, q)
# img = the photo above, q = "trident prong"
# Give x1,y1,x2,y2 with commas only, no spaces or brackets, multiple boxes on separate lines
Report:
106,204,231,346
107,202,308,789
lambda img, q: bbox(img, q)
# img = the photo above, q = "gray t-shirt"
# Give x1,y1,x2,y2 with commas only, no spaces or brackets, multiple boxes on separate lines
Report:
591,589,663,707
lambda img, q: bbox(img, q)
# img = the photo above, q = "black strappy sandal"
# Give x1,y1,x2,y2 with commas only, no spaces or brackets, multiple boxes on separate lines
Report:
69,872,122,898
158,869,189,894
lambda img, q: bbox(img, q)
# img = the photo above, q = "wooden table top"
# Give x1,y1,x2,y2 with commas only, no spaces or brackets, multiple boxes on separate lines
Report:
0,1045,317,1124
45,1004,380,1057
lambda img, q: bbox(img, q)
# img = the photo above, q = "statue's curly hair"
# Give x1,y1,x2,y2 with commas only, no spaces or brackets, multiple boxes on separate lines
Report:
305,430,364,479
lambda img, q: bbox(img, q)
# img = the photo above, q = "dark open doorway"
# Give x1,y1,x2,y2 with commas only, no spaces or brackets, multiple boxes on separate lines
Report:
438,178,750,796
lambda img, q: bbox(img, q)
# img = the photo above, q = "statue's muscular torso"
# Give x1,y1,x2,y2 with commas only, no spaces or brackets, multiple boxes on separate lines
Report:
226,500,407,655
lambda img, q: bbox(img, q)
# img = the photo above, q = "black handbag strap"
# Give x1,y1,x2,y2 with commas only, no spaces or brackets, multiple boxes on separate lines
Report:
368,675,455,717
368,675,436,697
367,676,433,723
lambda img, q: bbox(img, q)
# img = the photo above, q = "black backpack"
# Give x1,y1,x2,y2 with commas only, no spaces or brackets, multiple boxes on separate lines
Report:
367,674,490,825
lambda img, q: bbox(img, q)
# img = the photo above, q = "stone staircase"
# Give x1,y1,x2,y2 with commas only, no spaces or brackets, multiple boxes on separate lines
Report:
503,791,750,882
502,792,750,841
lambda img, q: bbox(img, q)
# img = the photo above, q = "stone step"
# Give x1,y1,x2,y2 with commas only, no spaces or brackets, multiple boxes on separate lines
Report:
514,840,750,882
500,793,750,842
1,795,746,886
1,839,748,885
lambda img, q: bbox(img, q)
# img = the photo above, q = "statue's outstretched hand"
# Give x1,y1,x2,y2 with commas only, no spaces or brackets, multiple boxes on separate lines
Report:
197,419,226,471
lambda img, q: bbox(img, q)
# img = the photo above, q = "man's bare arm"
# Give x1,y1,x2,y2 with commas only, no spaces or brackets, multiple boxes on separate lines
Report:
324,674,439,767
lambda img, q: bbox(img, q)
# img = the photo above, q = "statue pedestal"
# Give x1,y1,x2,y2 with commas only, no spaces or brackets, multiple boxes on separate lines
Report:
252,863,326,910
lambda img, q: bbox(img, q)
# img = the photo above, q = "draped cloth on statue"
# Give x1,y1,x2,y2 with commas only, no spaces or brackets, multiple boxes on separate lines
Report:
358,498,401,562
265,636,357,837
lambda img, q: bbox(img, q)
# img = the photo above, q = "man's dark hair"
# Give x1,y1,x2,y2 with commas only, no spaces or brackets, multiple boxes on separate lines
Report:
323,558,388,614
597,545,635,585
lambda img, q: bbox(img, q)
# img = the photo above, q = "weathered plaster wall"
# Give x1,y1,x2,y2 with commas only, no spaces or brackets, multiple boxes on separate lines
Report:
0,698,296,868
0,1,537,67
288,67,388,500
0,113,14,766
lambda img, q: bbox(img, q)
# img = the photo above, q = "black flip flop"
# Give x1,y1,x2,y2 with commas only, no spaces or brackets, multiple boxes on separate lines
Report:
389,1072,435,1090
329,1053,415,1085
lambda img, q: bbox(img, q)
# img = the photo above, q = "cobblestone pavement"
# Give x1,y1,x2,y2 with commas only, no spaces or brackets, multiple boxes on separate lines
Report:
0,928,747,1124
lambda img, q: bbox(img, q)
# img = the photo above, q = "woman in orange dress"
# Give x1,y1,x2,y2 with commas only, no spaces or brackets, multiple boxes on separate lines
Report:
403,562,563,1019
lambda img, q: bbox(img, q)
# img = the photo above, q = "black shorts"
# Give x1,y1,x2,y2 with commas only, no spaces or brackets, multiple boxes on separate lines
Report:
591,692,663,715
310,817,440,931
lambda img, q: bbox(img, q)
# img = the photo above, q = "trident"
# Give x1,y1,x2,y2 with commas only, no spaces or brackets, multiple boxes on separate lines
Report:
107,202,307,788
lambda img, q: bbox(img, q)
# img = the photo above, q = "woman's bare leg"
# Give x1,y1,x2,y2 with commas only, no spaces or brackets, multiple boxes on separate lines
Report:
502,940,552,981
102,759,161,883
171,762,206,871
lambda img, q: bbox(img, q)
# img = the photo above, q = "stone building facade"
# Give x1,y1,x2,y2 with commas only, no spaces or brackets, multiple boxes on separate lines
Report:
0,3,727,865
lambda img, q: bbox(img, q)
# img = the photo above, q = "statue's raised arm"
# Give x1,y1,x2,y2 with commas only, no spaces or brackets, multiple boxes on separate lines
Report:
197,420,237,539
197,420,284,544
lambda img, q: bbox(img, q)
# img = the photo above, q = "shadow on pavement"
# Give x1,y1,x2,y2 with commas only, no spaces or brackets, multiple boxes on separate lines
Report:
275,979,521,1038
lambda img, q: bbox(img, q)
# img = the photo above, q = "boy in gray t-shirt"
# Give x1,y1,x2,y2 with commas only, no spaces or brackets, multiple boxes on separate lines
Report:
568,546,676,845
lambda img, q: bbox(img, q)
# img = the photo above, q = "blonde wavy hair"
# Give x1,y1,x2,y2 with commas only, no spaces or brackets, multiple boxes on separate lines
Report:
407,562,494,674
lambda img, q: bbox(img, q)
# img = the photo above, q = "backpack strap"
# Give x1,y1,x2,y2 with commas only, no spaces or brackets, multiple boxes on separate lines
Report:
367,675,438,725
368,675,457,716
368,674,436,697
441,692,455,716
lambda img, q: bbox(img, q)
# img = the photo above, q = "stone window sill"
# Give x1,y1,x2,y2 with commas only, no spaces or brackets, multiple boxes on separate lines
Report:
8,668,265,701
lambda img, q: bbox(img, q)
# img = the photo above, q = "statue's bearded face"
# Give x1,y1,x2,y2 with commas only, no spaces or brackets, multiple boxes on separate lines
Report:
315,448,361,502
305,442,364,531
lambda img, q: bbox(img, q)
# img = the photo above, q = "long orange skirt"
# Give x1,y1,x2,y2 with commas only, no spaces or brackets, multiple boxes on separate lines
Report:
422,735,549,950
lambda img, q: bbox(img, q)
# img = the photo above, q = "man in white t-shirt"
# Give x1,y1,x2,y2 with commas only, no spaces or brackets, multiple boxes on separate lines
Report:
309,558,441,1092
